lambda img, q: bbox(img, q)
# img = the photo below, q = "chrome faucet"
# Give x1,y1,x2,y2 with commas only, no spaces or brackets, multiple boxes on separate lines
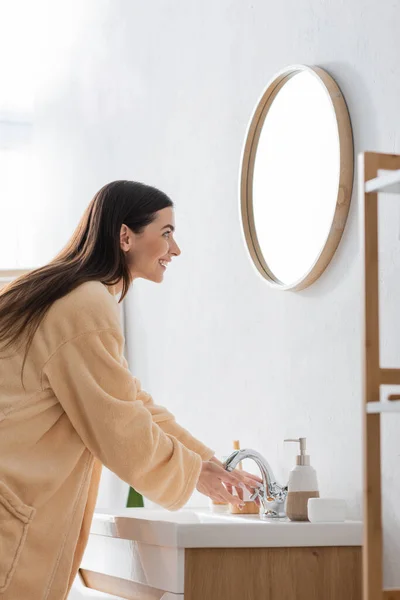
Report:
223,449,288,519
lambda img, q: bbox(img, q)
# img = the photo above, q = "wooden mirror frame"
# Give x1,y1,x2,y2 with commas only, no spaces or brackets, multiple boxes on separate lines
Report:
240,64,354,291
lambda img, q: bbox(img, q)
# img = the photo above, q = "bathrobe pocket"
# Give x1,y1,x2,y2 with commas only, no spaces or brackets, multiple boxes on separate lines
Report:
0,480,36,593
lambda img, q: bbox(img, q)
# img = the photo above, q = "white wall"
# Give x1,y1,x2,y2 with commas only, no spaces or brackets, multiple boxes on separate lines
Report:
17,0,400,587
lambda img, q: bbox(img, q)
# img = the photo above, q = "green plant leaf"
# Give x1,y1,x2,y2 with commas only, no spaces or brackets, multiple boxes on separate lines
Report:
126,486,144,508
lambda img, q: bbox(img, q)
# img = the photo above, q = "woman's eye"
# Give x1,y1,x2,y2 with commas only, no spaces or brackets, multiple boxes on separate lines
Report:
163,231,171,238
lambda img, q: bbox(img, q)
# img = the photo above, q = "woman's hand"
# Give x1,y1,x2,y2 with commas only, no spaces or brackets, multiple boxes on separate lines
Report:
196,459,263,506
209,456,263,504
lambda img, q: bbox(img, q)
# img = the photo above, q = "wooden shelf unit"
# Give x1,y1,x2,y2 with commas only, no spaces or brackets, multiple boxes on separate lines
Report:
360,151,400,600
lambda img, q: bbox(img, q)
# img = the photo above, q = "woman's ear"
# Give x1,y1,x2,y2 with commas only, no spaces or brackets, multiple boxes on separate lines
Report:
120,224,133,252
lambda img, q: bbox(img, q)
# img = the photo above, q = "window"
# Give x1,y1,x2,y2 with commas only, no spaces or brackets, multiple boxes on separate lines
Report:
0,1,34,270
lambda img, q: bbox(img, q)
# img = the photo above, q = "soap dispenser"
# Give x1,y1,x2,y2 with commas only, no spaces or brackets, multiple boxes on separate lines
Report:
284,437,319,522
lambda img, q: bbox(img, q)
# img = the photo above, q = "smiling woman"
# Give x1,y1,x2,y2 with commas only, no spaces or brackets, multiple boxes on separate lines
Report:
0,180,258,599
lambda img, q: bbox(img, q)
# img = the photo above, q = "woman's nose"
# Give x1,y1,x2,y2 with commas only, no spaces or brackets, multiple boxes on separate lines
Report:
171,239,181,257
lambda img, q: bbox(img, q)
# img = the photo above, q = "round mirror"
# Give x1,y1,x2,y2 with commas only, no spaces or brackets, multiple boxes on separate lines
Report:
240,65,353,291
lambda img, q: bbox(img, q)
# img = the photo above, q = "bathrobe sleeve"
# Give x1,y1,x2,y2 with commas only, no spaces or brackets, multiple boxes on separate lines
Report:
120,357,215,461
42,327,202,510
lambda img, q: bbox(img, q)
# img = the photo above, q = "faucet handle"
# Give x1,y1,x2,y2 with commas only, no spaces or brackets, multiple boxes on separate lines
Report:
249,484,264,503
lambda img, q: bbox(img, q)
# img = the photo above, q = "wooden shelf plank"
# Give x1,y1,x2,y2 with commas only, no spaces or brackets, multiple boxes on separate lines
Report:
380,369,400,385
366,169,400,194
383,589,400,600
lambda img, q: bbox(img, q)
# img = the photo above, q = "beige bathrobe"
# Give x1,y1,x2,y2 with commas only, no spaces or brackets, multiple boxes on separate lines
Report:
0,281,214,599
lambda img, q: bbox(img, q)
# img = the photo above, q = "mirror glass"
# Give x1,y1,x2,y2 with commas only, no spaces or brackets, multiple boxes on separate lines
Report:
253,71,339,285
241,66,353,290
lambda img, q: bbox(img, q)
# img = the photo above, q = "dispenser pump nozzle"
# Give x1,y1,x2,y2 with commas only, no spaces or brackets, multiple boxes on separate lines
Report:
284,437,310,466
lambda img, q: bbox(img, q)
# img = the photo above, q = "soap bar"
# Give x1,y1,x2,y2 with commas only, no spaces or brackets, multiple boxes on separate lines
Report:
307,498,346,523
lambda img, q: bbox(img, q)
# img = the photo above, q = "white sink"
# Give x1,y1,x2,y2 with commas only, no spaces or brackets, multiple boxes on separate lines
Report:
89,506,362,548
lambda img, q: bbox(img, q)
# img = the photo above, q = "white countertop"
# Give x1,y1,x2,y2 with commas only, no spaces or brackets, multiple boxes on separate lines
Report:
90,507,362,548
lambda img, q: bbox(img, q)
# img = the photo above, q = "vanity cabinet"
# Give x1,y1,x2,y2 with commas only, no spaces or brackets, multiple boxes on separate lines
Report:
184,546,361,600
79,509,362,600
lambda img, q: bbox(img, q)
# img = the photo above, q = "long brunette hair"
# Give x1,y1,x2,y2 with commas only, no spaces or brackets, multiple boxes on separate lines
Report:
0,180,173,363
